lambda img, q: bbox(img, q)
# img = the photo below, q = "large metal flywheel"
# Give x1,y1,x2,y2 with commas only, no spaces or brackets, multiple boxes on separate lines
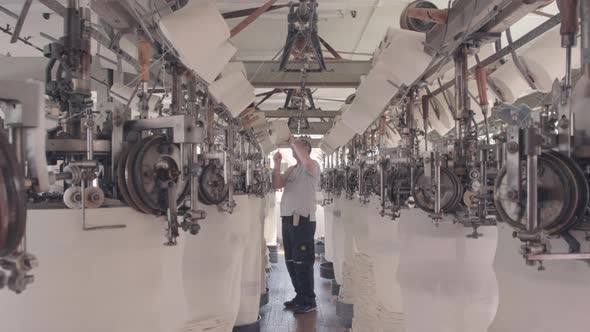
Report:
118,135,189,214
198,163,229,205
0,131,26,257
412,167,462,213
494,151,589,234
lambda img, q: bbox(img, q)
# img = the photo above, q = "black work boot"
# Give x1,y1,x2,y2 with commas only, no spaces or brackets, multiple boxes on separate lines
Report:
283,295,303,309
293,300,317,314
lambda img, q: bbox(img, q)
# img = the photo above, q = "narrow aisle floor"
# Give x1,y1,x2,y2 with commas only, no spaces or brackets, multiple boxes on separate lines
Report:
260,253,347,332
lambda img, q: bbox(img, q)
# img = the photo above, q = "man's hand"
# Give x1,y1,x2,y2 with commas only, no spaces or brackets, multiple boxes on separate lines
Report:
273,151,282,165
272,151,285,189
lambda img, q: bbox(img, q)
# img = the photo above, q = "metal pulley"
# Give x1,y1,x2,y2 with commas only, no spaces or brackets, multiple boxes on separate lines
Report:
63,186,105,209
413,167,462,213
494,151,589,235
117,135,189,215
198,163,229,205
400,1,443,32
0,131,26,258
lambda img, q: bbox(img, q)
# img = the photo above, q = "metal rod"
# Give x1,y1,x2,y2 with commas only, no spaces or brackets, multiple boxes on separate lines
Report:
10,0,33,44
319,36,343,60
434,150,441,215
230,0,279,37
479,147,487,222
86,116,94,161
0,5,18,19
225,127,235,210
431,14,562,97
379,160,386,214
581,0,590,78
526,148,538,232
528,253,590,260
506,28,537,89
81,179,86,229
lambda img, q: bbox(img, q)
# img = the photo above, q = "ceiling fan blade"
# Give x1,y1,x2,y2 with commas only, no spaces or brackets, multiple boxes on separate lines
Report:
222,4,290,19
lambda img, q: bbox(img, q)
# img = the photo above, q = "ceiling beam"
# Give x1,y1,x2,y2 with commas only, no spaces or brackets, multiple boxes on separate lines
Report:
260,109,341,118
244,60,370,88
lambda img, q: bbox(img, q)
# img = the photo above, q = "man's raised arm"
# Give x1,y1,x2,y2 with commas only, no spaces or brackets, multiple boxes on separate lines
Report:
272,151,286,189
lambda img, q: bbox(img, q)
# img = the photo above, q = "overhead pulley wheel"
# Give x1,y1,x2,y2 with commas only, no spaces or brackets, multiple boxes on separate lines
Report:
198,163,229,205
412,167,462,213
494,151,588,235
122,135,189,215
400,1,439,32
0,131,26,258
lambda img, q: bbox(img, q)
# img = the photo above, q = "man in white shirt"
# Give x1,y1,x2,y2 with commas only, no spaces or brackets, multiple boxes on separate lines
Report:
272,136,321,314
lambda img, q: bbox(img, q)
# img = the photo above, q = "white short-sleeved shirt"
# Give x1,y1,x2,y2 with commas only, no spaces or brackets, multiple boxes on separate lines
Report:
280,161,321,221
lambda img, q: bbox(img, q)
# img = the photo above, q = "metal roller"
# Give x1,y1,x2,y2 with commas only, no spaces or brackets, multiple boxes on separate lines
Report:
85,187,105,209
63,186,83,209
0,131,26,258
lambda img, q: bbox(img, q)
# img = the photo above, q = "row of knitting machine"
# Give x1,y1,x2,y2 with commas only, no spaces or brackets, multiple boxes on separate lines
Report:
310,3,590,332
0,1,283,331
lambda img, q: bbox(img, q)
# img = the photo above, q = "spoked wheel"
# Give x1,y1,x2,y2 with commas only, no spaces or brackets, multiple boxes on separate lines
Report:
120,135,189,215
412,167,462,213
0,131,26,257
198,163,229,205
494,151,588,235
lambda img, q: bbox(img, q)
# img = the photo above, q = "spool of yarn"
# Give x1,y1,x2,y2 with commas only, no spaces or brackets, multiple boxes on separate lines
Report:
268,121,291,145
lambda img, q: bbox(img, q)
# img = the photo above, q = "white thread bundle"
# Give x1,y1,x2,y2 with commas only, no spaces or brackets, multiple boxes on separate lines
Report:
338,261,355,304
376,303,406,332
351,252,380,332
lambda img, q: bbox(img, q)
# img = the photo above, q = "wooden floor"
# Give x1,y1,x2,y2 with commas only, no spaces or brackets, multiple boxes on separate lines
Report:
260,253,347,332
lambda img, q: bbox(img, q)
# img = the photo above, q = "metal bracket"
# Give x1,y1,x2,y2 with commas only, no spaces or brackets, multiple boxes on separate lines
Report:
506,28,537,90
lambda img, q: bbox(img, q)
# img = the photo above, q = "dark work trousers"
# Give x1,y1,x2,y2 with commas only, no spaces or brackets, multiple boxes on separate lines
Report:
282,215,316,304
